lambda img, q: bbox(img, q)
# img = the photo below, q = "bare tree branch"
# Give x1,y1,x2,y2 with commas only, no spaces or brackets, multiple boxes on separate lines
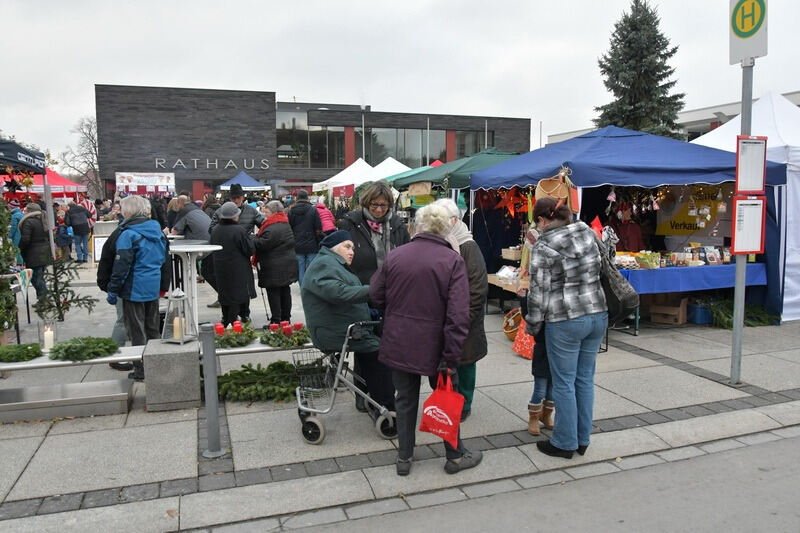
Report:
61,117,104,198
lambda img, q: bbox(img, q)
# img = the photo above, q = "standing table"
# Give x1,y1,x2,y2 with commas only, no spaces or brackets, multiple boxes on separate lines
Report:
167,242,221,333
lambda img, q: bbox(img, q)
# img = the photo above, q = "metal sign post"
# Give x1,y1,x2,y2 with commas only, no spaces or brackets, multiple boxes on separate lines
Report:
729,0,767,384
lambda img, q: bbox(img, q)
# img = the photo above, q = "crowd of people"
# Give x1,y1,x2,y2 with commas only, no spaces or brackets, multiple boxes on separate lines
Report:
4,181,608,477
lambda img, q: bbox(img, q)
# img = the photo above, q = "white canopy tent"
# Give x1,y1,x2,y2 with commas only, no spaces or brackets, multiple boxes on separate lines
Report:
693,91,800,320
371,157,411,180
312,158,374,192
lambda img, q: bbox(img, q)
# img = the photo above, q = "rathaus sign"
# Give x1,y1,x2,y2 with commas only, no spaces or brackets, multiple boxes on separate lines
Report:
155,157,270,170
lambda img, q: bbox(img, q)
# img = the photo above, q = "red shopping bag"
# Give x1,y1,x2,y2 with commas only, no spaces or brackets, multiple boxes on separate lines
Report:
419,374,464,449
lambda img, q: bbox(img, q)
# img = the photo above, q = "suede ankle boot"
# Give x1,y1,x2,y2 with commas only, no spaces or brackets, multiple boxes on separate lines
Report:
542,400,555,430
528,403,542,436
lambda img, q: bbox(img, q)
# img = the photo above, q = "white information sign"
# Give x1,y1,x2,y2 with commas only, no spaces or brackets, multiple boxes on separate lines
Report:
735,136,767,194
730,0,767,65
731,196,765,254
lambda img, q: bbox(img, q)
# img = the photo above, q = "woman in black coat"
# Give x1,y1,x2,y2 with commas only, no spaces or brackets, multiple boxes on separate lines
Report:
254,200,298,324
17,203,51,297
209,202,256,325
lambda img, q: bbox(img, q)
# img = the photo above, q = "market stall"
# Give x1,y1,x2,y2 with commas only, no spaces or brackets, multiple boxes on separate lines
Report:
471,126,788,319
692,91,800,321
311,158,374,195
115,172,175,195
218,170,269,192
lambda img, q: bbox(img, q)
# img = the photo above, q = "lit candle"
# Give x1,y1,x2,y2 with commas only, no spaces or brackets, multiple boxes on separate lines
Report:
43,326,54,351
173,317,185,339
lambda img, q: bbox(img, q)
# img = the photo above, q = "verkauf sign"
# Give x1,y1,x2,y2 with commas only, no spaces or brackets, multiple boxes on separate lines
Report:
730,0,767,65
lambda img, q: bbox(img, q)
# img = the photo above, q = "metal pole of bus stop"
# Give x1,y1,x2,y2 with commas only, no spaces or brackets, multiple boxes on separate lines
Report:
200,323,226,458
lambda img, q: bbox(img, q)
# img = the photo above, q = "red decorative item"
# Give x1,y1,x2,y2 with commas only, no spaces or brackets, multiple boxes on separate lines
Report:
293,322,303,331
280,321,290,327
590,216,604,239
269,324,280,332
282,325,293,337
233,321,243,333
214,323,225,335
418,374,464,449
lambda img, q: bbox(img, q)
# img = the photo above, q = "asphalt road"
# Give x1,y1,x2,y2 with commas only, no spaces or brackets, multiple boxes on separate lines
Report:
297,436,800,532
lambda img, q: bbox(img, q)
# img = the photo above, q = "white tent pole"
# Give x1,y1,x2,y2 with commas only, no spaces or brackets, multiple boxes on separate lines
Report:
426,117,430,165
469,189,475,232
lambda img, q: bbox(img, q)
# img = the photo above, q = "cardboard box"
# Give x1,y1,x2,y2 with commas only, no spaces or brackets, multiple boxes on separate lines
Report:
648,295,688,325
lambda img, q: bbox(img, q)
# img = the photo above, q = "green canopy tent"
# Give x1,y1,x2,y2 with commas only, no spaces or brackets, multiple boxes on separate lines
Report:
391,148,519,189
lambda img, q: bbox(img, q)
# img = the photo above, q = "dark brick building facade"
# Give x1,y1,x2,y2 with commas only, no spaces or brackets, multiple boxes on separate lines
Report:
96,84,530,198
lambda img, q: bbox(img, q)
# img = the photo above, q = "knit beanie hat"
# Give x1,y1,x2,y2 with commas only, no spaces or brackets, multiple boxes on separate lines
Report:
320,230,352,249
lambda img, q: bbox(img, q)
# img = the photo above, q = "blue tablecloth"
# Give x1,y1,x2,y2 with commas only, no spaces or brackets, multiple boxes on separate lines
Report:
619,263,767,295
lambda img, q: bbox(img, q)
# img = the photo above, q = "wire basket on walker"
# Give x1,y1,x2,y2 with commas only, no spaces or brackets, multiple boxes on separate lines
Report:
294,321,396,445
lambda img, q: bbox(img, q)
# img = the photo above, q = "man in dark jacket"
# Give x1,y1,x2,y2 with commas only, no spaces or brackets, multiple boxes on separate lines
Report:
18,203,51,297
370,202,481,477
106,195,170,381
171,195,211,241
288,189,321,285
206,184,264,308
66,201,92,263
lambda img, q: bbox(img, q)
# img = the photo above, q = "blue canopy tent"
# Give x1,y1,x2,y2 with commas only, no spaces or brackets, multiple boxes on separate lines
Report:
471,126,788,316
218,171,268,191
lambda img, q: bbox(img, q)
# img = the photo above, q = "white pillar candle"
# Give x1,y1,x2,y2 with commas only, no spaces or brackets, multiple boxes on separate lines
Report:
43,327,54,351
173,317,185,339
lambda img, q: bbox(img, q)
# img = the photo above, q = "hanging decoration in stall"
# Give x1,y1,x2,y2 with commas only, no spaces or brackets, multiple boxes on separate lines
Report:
534,166,580,213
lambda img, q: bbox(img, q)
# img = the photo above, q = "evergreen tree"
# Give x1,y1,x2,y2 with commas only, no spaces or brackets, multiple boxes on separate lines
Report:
594,0,686,138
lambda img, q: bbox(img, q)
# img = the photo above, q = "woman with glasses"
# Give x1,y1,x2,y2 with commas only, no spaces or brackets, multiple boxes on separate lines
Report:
338,181,410,411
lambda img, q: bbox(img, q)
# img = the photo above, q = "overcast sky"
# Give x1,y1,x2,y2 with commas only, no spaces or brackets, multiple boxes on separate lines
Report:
3,0,799,162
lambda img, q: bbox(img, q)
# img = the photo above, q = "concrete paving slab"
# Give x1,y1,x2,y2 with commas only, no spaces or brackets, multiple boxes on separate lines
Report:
519,427,669,471
594,365,748,411
227,406,394,470
698,438,747,454
614,453,666,470
0,496,180,533
474,349,532,387
0,436,42,502
515,469,572,489
282,507,346,530
755,400,800,426
565,462,620,479
613,331,754,361
0,421,50,440
644,409,780,447
692,354,800,392
736,432,783,446
404,487,467,509
685,326,800,354
772,426,800,438
362,446,536,500
212,517,281,532
7,421,196,501
595,348,661,373
656,446,707,462
480,382,649,423
765,349,800,365
81,363,129,383
345,497,408,519
49,414,126,435
461,479,520,498
179,470,373,530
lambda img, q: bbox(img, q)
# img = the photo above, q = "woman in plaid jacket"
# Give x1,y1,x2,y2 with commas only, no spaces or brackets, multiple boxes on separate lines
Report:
525,197,608,460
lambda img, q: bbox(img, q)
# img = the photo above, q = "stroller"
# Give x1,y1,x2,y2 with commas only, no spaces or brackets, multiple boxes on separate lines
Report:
294,321,396,445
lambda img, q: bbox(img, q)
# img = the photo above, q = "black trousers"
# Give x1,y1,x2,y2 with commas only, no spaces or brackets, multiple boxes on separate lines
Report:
354,351,395,411
266,286,292,323
221,302,250,326
392,370,465,461
122,299,160,374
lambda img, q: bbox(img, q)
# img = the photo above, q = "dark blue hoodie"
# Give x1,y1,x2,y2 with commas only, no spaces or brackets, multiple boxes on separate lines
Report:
107,218,168,302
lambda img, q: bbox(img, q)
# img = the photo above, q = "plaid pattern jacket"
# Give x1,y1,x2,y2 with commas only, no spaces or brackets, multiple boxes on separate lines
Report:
525,221,607,335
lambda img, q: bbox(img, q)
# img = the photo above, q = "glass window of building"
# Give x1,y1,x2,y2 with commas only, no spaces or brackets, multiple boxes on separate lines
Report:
401,129,423,168
327,126,345,169
426,130,447,164
277,111,308,167
455,130,494,158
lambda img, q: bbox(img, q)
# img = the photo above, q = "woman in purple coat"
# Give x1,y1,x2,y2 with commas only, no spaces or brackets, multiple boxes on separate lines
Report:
370,203,483,477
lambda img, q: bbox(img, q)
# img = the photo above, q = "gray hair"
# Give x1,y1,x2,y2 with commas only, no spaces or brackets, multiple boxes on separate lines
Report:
414,203,451,237
265,200,284,213
433,198,460,219
120,195,151,218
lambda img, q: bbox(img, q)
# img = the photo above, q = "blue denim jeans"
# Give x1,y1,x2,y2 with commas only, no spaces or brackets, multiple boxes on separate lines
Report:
530,376,553,405
296,253,317,286
73,233,89,261
545,312,608,450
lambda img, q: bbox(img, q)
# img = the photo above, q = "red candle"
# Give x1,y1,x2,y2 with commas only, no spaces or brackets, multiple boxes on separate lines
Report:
269,323,280,332
214,323,225,335
293,322,303,331
282,325,293,337
233,321,243,333
280,321,290,327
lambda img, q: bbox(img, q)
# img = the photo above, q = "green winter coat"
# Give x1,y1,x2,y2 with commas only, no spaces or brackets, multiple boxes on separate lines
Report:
300,247,379,353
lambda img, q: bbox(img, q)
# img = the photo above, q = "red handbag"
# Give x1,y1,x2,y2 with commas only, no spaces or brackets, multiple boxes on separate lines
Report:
419,374,464,448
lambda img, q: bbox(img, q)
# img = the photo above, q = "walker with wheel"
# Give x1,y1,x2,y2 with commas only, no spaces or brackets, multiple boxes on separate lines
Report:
294,321,396,444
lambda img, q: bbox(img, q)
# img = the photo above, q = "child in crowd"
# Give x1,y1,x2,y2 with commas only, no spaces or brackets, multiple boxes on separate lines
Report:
55,212,74,260
518,227,554,435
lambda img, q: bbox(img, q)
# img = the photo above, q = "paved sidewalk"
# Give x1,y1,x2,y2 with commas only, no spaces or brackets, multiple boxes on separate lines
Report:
2,267,800,531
